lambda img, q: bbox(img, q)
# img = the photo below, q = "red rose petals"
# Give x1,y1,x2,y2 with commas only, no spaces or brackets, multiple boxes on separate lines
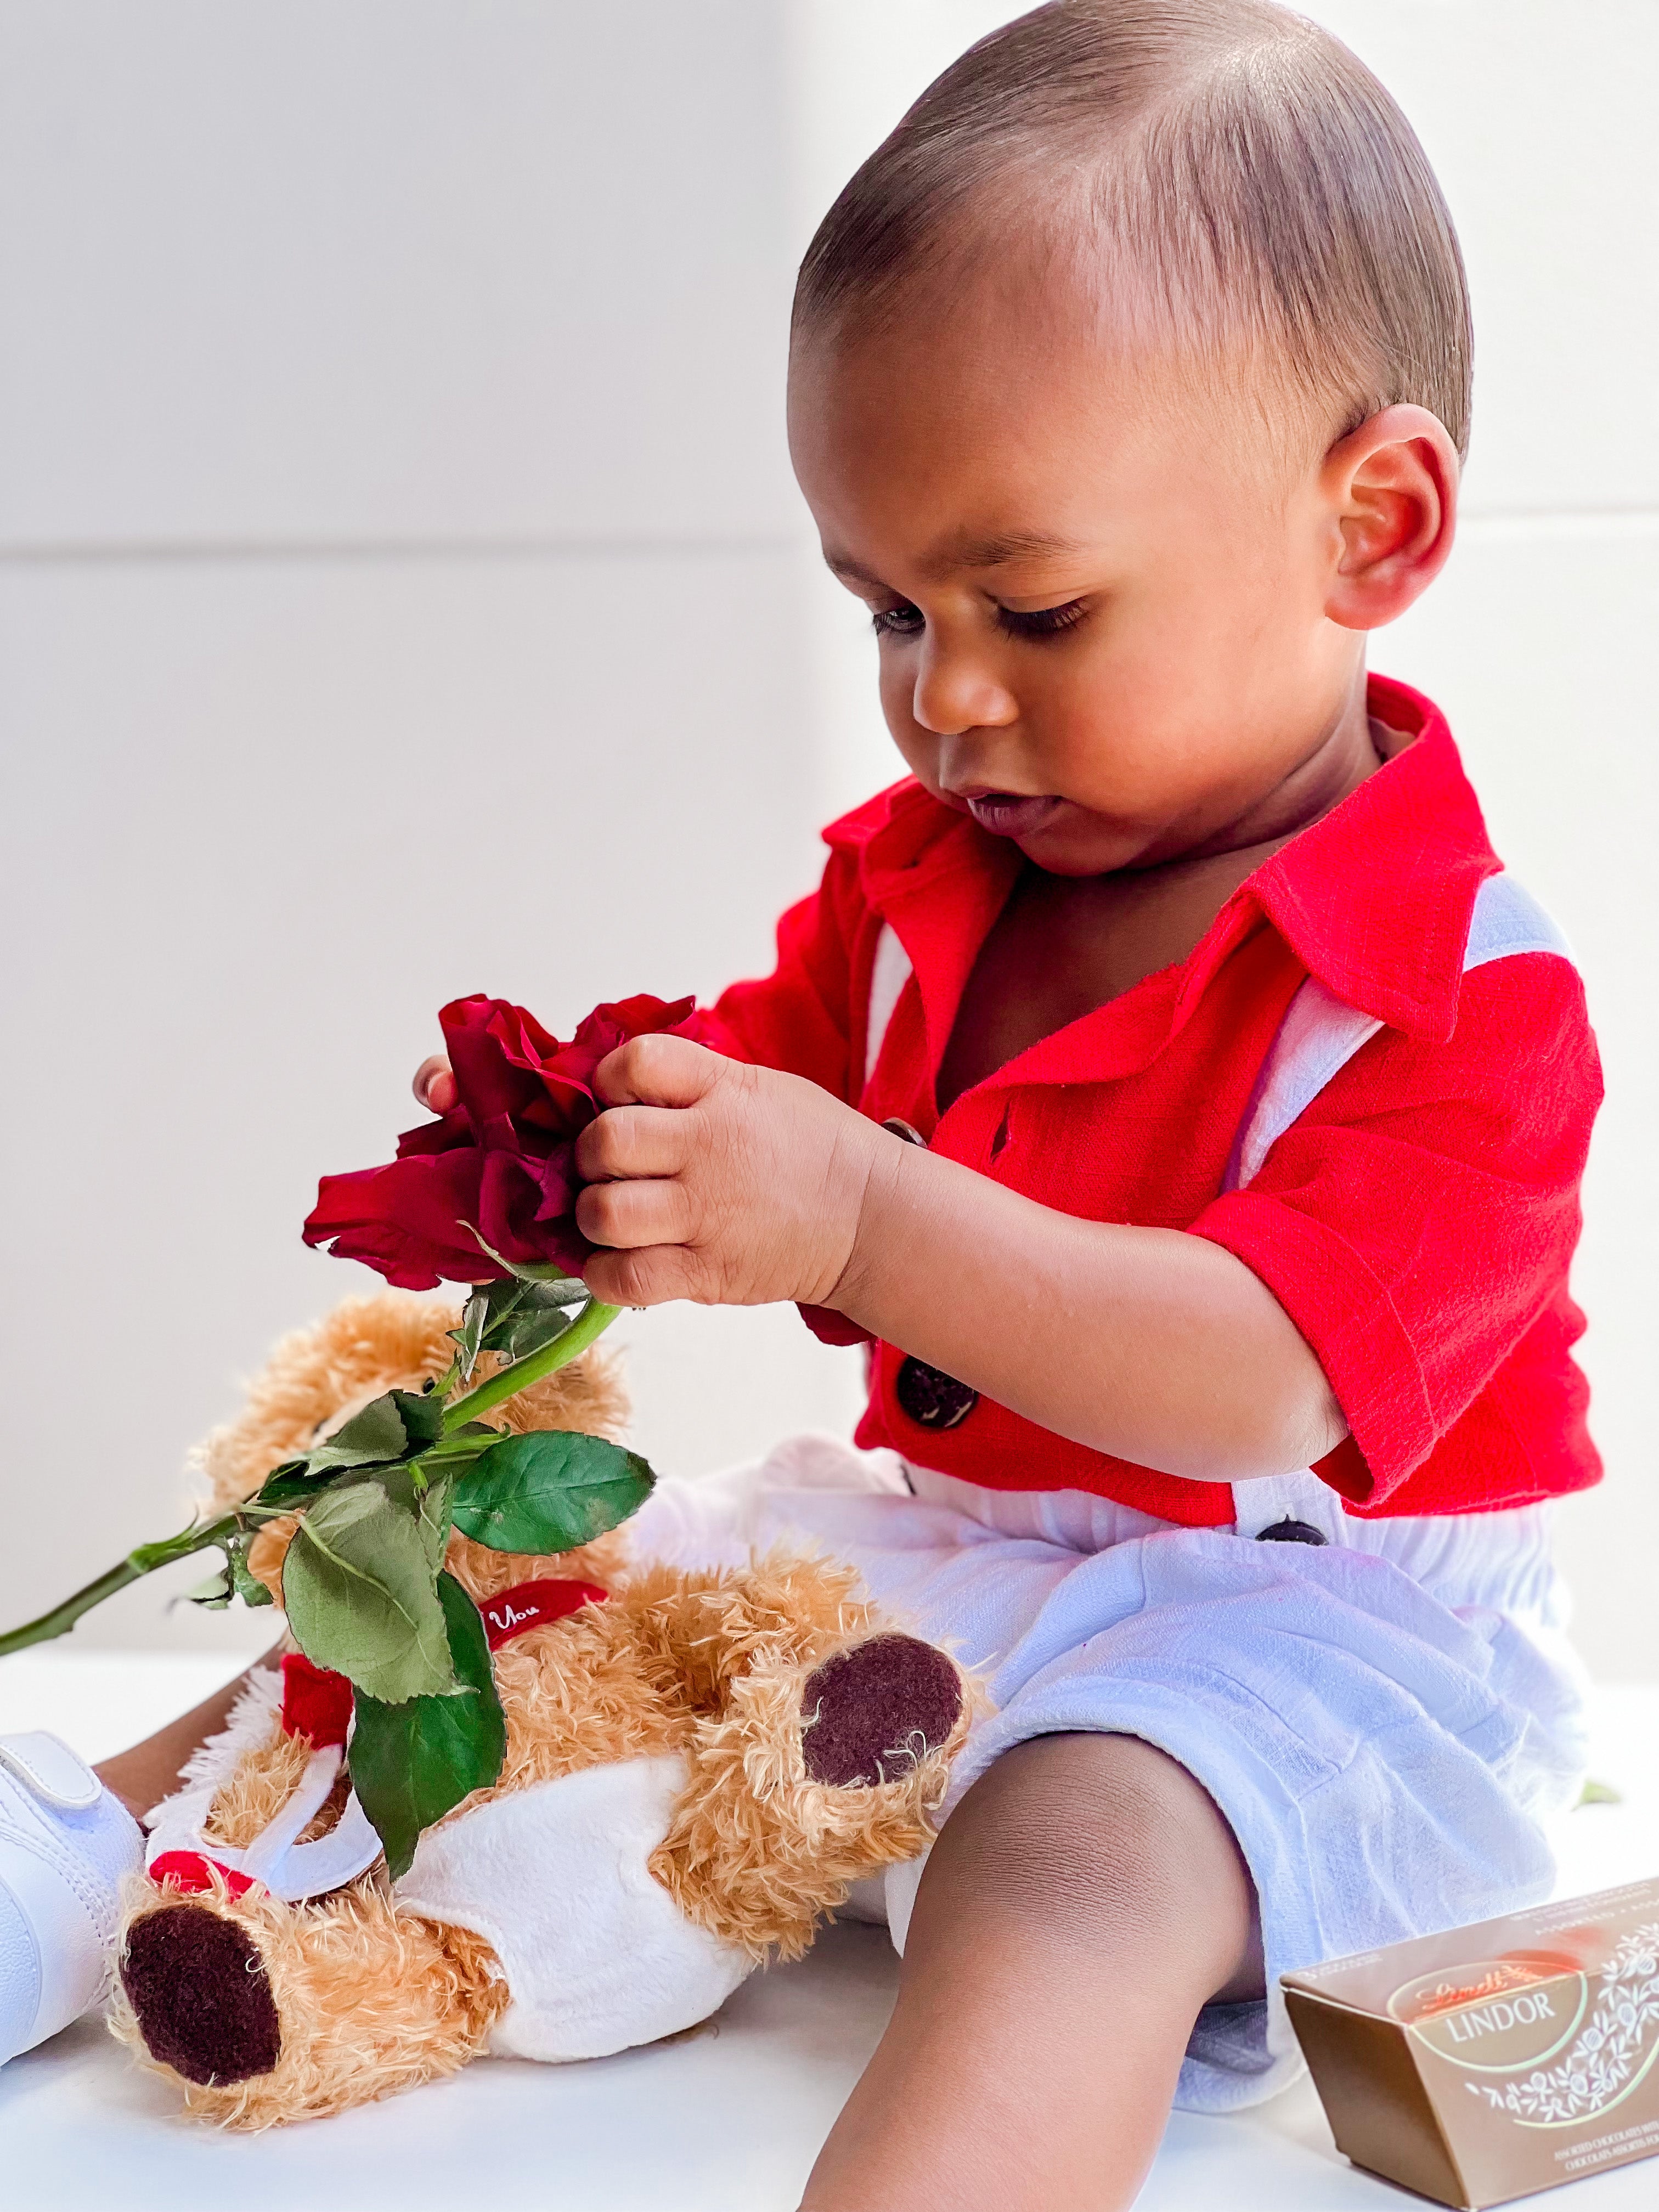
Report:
302,991,701,1289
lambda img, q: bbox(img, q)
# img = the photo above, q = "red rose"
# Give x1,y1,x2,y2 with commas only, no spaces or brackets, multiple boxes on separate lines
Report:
303,992,699,1290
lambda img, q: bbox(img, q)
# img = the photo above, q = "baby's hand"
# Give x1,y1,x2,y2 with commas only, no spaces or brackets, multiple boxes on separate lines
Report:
573,1037,887,1310
413,1057,457,1115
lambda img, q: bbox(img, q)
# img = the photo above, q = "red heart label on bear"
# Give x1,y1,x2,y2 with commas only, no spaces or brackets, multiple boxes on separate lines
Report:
482,1578,607,1650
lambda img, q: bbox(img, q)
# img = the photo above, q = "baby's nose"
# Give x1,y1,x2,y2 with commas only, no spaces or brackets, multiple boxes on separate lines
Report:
910,640,1018,739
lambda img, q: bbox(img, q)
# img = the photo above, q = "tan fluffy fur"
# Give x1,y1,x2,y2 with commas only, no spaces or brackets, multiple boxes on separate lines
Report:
109,1870,510,2129
201,1728,313,1852
196,1289,629,1515
117,1294,970,2128
652,1631,977,1961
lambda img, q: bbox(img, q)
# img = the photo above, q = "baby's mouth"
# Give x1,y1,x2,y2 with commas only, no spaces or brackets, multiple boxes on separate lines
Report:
963,792,1063,838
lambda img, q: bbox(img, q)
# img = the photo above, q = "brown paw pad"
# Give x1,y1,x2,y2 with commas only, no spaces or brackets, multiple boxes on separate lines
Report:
800,1633,964,1787
120,1903,281,2085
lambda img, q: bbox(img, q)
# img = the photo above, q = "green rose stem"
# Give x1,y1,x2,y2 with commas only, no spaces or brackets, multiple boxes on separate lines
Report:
440,1294,619,1429
0,1294,623,1660
0,1511,246,1660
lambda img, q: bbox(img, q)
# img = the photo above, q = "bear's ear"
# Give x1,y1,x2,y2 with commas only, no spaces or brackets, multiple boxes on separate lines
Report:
191,1293,464,1513
490,1345,631,1446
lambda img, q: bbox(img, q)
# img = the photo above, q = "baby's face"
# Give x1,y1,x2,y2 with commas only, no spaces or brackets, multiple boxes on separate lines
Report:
789,288,1364,876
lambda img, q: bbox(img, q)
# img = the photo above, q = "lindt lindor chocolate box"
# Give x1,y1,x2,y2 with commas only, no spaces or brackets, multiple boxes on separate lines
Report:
1283,1877,1659,2208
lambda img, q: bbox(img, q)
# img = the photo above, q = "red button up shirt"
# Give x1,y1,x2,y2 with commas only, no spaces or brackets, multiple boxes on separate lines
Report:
698,677,1602,1524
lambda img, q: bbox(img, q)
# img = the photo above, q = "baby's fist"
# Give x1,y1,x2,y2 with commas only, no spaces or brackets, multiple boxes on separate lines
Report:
573,1036,886,1311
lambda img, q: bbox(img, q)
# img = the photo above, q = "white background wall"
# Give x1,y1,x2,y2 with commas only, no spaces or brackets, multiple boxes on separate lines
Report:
2,4,1654,1673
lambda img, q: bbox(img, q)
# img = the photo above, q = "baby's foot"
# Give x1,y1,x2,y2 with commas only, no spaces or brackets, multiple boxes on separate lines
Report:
1,1732,144,2066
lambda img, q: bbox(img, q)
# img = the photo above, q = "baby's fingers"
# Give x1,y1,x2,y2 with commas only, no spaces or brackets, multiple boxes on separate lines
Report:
575,1104,691,1183
575,1175,696,1252
582,1243,706,1309
413,1055,456,1114
592,1032,729,1109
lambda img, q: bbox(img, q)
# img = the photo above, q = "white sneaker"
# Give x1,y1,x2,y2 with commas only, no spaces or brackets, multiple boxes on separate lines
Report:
1,1732,143,2066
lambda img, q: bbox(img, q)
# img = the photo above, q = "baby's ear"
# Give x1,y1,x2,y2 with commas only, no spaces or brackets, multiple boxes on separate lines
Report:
1321,403,1459,633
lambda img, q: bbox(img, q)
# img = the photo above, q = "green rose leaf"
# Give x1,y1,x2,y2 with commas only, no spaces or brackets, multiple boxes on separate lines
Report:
281,1472,457,1703
183,1558,234,1610
410,1421,503,1476
249,1463,342,1511
348,1571,507,1880
247,1390,449,1515
127,1513,212,1575
463,1223,587,1288
450,1284,499,1384
306,1387,446,1474
450,1430,655,1554
484,1284,583,1365
228,1542,275,1609
443,1278,585,1392
401,1465,455,1578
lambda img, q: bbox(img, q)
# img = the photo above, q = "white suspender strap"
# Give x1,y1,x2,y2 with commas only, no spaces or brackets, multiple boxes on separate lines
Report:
1461,870,1572,971
859,878,1572,1537
1227,869,1572,1537
864,922,915,1086
1223,985,1383,1197
1224,872,1571,1200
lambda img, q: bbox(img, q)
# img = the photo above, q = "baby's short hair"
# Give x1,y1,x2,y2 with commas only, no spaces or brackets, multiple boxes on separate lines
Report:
794,0,1471,460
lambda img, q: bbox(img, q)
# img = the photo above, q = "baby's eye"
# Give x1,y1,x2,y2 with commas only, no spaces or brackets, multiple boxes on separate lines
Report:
871,601,925,639
996,599,1088,640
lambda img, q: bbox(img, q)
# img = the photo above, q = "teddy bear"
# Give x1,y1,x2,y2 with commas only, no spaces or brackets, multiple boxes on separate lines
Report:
109,1292,971,2128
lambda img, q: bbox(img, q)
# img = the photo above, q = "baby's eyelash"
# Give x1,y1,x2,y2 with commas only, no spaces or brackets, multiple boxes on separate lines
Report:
996,599,1088,640
871,602,924,638
870,599,1088,641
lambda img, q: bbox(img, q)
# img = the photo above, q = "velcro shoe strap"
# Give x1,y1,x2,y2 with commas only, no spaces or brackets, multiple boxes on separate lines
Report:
0,1733,103,1811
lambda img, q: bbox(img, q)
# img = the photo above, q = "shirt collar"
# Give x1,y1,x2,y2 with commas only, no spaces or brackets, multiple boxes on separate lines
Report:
828,675,1499,1051
1240,676,1501,1041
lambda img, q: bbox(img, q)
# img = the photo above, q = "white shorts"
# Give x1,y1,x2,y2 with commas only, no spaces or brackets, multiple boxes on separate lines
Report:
627,1435,1590,2112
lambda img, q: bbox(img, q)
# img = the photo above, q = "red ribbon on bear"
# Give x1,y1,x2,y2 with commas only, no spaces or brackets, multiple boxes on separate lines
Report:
275,1587,601,1746
280,1651,355,1748
481,1578,606,1651
151,1850,263,1899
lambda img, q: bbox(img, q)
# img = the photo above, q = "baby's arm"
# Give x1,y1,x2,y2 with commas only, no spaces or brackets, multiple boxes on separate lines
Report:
561,1038,1341,1487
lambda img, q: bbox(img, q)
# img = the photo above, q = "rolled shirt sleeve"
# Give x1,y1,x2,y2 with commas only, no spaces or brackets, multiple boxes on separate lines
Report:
1189,956,1602,1508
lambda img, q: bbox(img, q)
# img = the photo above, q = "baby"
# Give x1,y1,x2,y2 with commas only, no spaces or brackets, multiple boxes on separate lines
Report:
1,5,1602,2208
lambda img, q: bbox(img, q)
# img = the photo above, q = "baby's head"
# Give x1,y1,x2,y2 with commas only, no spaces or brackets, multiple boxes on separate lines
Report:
788,0,1468,874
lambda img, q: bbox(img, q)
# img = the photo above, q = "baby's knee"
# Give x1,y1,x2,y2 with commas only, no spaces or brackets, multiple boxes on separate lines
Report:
919,1733,1255,1980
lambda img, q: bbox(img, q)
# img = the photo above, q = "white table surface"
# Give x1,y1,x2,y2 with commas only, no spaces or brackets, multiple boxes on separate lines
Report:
5,1651,1659,2211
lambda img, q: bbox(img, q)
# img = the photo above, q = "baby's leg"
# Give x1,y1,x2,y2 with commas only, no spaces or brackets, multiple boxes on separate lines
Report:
800,1733,1260,2212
